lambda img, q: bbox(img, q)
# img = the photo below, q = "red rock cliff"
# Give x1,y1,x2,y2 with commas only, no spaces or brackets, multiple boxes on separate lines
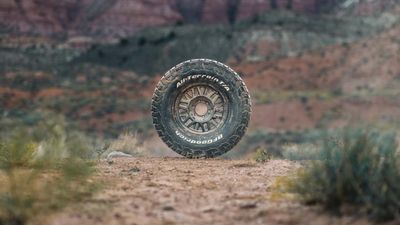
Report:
0,0,396,38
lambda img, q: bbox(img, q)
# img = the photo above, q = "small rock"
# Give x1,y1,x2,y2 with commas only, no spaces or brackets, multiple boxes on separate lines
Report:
128,167,140,173
121,166,141,174
107,151,133,160
201,206,215,213
239,202,257,209
162,206,175,211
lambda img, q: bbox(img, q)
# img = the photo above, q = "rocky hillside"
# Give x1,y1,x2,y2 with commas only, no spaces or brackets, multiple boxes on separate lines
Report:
1,8,399,139
0,2,399,157
0,0,398,39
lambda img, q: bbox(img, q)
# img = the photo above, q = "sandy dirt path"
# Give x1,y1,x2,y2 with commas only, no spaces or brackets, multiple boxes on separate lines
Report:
48,158,375,225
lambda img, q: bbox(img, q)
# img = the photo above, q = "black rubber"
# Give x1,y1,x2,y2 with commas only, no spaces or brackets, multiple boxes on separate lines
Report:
151,59,251,158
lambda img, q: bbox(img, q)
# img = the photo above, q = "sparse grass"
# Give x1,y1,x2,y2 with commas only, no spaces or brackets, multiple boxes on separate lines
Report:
0,114,97,225
269,175,299,201
98,132,145,158
289,128,400,221
281,143,321,161
107,118,153,139
225,129,325,159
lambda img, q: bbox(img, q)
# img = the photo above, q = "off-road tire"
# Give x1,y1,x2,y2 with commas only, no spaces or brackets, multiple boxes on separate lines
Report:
151,59,251,158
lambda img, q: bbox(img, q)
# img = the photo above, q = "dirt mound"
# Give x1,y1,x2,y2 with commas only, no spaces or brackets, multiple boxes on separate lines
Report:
45,158,376,225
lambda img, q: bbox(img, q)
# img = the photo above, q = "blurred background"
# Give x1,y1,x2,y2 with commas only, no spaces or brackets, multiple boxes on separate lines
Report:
0,0,399,158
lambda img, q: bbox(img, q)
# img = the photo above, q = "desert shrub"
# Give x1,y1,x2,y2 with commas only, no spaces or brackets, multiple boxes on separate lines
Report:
252,147,271,162
291,129,400,221
0,115,97,225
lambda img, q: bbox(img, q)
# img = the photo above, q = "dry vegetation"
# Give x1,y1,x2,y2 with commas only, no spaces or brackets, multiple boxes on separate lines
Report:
0,115,97,225
1,113,400,225
271,129,400,221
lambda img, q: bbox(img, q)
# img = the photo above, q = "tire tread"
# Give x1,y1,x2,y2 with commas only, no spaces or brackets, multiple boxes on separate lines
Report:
151,59,251,158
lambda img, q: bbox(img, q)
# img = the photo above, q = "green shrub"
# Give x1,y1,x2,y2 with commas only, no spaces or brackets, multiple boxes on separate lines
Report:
252,147,271,162
0,115,97,225
291,129,400,221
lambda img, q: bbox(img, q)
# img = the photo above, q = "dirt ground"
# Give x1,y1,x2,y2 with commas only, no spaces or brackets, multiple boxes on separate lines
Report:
47,158,380,225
